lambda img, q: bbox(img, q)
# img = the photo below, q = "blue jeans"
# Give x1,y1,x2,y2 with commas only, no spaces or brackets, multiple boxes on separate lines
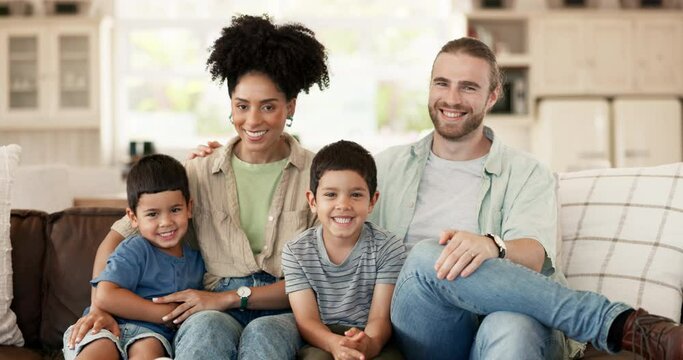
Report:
174,272,302,360
390,240,631,360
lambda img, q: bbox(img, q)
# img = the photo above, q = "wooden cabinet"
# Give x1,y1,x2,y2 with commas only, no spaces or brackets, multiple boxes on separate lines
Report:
0,18,109,129
532,13,683,96
532,16,632,95
633,18,683,93
536,99,612,172
613,98,682,167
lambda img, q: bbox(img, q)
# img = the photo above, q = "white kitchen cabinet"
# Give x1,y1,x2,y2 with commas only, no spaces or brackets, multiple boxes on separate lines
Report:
0,18,107,129
633,18,683,94
532,16,632,95
613,98,682,168
531,13,682,96
536,99,612,172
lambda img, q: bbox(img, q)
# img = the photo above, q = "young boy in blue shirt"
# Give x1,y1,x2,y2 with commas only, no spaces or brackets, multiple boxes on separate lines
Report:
63,154,205,360
282,140,406,360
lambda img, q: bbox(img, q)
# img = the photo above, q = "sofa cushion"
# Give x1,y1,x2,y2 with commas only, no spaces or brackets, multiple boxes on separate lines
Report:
0,345,42,360
559,163,683,322
0,145,24,346
9,210,47,348
40,207,126,349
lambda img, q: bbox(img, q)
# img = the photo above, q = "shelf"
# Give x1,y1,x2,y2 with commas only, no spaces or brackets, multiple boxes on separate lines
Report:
9,88,38,93
496,53,530,67
467,10,529,21
60,52,89,60
0,120,99,131
60,87,89,92
486,114,533,126
9,54,37,61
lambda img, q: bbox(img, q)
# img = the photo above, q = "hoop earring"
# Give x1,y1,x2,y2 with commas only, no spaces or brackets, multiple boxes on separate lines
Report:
286,116,293,127
229,113,233,124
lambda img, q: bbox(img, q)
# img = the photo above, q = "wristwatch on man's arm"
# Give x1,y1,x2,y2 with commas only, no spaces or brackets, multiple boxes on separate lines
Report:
485,233,507,259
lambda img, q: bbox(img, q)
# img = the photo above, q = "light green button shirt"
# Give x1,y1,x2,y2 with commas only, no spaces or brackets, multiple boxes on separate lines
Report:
371,127,557,274
370,126,583,358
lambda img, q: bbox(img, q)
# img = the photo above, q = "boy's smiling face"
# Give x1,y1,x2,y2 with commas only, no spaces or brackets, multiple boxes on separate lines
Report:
127,190,192,257
307,170,379,245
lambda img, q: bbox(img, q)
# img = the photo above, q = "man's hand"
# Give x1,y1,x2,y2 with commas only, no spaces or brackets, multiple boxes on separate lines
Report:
186,140,222,160
67,306,120,349
434,229,499,280
154,289,231,324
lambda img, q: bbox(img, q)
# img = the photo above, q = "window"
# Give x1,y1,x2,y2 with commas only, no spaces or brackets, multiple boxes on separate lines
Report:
114,0,466,161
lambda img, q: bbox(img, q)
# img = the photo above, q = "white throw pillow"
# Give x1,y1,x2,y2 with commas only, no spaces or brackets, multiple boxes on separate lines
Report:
559,163,683,321
0,144,25,346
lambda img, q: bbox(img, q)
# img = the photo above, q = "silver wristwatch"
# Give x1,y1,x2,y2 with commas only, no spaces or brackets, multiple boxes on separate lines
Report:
485,233,507,259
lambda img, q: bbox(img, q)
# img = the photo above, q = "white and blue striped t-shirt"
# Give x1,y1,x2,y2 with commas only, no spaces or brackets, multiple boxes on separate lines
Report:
282,222,406,327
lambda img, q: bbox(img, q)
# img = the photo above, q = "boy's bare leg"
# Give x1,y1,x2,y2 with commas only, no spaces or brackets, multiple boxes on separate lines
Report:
127,337,167,360
75,338,120,360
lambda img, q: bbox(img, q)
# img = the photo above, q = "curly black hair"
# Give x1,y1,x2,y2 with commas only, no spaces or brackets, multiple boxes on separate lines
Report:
207,14,330,100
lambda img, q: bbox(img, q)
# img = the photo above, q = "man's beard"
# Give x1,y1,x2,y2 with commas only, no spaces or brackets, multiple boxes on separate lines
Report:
428,102,486,141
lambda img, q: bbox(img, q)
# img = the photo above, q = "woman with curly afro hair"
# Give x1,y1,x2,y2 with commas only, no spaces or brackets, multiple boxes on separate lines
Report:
66,14,330,360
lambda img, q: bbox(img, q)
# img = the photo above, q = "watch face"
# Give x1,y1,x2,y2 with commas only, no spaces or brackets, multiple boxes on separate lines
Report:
237,286,251,297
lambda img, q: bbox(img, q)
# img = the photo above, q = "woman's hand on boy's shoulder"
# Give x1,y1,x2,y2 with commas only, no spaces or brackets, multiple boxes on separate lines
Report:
187,141,222,160
154,289,231,324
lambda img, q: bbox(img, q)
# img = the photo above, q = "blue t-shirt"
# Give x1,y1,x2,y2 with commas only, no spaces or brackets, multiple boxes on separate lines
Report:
90,235,205,341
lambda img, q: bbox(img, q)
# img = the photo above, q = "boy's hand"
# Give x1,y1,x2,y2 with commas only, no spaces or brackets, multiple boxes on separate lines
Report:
187,141,222,160
329,337,367,360
154,289,229,324
339,327,372,359
67,306,120,349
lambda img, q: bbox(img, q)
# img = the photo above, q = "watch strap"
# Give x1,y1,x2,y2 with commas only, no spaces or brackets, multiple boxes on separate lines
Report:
485,233,506,259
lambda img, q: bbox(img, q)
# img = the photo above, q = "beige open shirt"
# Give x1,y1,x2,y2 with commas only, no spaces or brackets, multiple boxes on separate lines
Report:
112,133,317,290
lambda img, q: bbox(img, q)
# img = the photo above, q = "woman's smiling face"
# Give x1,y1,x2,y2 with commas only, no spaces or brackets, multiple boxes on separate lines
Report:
231,71,296,163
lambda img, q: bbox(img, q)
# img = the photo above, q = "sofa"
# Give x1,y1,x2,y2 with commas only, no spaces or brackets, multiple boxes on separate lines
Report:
2,163,682,359
2,207,125,360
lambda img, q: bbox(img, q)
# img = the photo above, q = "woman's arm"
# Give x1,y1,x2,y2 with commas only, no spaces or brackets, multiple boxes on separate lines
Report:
154,279,291,324
66,229,126,348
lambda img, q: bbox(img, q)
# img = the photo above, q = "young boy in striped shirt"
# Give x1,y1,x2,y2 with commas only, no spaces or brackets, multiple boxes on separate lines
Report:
282,140,407,360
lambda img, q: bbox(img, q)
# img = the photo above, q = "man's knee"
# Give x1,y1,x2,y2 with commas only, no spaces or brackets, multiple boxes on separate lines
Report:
400,240,441,276
472,312,552,359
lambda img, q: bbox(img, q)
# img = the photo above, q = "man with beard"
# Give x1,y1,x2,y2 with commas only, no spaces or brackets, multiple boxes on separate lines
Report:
369,37,683,360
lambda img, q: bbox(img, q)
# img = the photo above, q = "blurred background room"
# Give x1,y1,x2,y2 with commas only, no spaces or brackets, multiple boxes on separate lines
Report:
1,0,682,209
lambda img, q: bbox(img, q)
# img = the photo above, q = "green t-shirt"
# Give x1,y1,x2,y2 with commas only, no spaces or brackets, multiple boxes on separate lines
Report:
231,155,288,254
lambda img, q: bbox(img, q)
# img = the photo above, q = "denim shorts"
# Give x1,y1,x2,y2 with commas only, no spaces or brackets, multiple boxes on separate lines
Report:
62,322,173,360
